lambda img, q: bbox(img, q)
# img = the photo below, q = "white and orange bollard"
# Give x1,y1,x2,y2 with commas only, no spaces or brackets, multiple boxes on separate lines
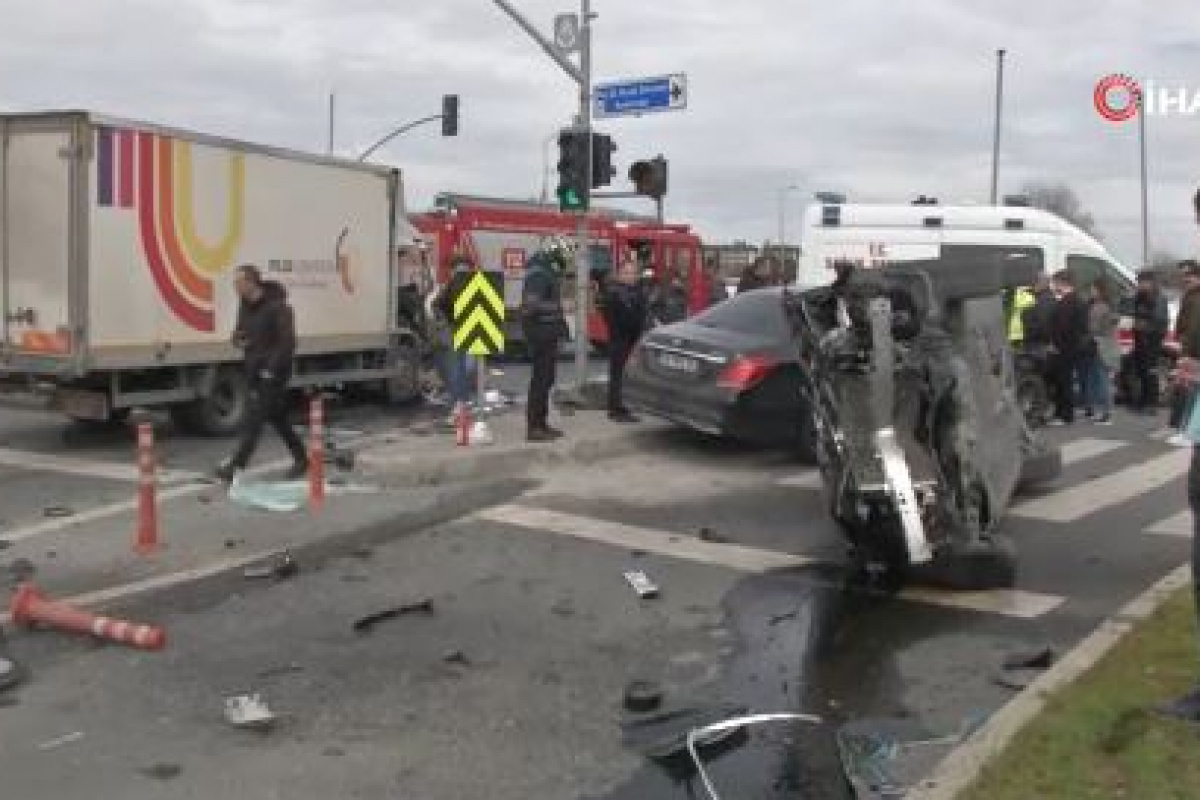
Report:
133,422,159,554
455,402,471,447
308,395,325,513
10,582,166,651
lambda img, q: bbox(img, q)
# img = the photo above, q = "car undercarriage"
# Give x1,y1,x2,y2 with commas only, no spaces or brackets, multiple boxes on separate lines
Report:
784,253,1062,590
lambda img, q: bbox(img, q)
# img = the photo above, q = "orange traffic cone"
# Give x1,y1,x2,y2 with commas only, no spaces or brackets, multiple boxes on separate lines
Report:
10,583,166,651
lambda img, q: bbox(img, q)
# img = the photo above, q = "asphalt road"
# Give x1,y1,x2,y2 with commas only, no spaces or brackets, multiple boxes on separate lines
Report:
0,399,1195,799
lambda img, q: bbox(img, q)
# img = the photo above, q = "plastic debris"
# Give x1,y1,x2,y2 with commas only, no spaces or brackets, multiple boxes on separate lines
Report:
228,477,380,512
353,599,434,634
224,694,275,730
689,713,822,799
624,570,659,599
1002,646,1055,671
243,551,299,581
38,731,84,751
623,680,664,713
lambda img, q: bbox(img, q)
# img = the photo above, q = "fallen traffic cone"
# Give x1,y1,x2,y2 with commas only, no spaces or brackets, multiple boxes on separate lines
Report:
308,395,325,513
9,583,166,651
133,422,159,554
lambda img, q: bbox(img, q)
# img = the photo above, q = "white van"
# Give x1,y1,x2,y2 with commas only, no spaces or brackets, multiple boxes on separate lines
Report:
795,199,1172,355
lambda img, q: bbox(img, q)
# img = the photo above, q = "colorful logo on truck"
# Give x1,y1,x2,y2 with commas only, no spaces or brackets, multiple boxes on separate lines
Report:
97,127,245,332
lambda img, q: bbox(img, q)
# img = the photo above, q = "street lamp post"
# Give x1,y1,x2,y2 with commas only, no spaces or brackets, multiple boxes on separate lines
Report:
777,183,799,256
990,48,1006,204
1138,85,1150,266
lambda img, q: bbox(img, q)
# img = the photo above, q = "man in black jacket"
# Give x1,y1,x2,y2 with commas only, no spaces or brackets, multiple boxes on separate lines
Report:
216,264,307,483
601,254,648,422
521,252,568,442
1131,269,1170,413
1048,270,1090,425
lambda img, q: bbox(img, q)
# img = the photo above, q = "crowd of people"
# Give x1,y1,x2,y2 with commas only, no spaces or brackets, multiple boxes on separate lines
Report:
1006,263,1198,431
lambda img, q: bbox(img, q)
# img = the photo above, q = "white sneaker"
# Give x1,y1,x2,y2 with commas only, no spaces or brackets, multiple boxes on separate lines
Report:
1166,433,1192,447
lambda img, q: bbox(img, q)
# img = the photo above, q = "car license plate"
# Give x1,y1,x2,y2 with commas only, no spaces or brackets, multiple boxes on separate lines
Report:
657,351,698,373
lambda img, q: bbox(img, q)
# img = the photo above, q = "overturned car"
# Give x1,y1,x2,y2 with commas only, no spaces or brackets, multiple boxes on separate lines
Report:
783,251,1062,590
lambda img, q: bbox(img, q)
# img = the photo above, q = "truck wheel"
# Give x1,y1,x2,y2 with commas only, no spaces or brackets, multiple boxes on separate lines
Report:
383,340,421,405
175,368,250,437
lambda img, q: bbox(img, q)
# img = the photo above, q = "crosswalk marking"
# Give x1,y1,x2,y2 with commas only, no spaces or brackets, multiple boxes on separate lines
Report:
476,505,817,573
1011,448,1191,523
776,438,1128,492
0,446,200,484
474,504,1064,619
1058,438,1126,465
1146,510,1191,537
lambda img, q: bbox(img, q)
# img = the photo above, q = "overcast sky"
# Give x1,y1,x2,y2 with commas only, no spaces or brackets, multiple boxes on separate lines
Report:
3,0,1199,266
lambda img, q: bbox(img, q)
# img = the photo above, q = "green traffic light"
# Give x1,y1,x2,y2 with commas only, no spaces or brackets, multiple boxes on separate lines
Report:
557,186,587,212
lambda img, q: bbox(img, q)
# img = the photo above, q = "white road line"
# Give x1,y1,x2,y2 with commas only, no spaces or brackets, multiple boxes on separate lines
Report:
0,550,276,627
775,438,1127,492
476,505,1064,619
898,587,1064,619
0,430,402,546
1058,437,1126,465
776,471,823,489
476,505,817,573
0,446,200,484
1146,510,1191,537
1011,448,1191,523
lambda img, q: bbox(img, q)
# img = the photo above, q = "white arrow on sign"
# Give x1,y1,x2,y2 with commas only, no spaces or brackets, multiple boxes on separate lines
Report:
668,74,687,109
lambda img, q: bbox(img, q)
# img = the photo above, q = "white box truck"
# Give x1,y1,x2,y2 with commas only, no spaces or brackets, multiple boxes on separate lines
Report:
0,111,422,434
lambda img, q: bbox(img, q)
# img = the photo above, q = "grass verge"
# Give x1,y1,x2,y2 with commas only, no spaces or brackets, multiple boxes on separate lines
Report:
962,588,1200,800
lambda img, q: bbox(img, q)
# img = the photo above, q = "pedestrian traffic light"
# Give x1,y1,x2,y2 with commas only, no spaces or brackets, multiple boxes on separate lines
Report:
629,156,668,200
556,128,589,212
591,132,617,188
441,94,459,137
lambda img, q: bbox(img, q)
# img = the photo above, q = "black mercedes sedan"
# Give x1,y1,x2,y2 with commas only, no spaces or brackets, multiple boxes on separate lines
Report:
623,287,812,456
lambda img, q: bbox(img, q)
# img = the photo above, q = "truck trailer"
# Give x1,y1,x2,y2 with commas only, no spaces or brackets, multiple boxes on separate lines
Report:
0,111,422,434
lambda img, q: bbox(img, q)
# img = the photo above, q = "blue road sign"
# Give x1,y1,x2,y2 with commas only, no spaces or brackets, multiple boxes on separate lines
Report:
594,73,687,119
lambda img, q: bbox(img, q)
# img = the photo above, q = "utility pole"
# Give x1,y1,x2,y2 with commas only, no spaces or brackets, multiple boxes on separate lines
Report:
990,48,1006,204
328,92,336,155
492,0,593,399
1138,85,1149,266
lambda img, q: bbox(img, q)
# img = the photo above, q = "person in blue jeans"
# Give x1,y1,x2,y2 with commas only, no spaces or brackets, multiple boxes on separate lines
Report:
1082,282,1119,425
1161,186,1200,723
432,256,479,421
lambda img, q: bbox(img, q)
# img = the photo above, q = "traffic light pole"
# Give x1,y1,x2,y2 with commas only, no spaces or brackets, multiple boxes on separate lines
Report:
491,0,594,401
572,0,593,401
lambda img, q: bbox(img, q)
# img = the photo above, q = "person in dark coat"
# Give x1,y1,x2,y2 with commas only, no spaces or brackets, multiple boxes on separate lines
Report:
1130,270,1170,413
520,252,568,442
1159,184,1200,724
1047,270,1090,425
737,257,772,294
216,264,307,483
601,254,648,422
1168,261,1200,437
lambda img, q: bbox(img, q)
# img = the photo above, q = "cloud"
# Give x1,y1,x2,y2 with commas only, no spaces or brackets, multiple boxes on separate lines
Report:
1,0,1197,264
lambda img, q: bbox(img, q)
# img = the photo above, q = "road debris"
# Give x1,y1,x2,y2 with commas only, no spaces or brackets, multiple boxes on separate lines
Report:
623,680,664,713
622,704,749,763
836,716,984,799
993,669,1043,692
624,570,659,599
1002,646,1055,671
353,599,435,634
697,527,731,544
243,551,299,581
689,712,823,799
0,655,24,692
442,650,471,666
38,731,84,751
42,506,74,519
138,763,182,781
256,663,304,680
224,694,276,731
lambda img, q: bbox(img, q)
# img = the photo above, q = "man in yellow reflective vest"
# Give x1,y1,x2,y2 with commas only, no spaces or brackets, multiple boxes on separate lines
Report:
1007,285,1036,346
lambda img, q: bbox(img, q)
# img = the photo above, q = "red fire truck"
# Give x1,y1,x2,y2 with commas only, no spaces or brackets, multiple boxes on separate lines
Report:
409,194,707,350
